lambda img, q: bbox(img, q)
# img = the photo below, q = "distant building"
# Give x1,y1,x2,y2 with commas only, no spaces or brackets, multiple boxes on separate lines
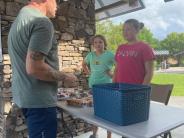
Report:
154,50,169,56
154,50,170,69
173,51,184,57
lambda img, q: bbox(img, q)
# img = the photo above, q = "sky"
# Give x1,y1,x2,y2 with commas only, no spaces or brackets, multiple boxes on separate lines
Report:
110,0,184,40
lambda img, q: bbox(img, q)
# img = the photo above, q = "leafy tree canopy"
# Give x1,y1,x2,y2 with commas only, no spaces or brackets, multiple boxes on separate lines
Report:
160,32,184,55
96,20,159,52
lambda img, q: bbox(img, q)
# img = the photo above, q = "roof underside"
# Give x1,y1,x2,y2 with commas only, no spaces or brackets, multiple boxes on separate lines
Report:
95,0,145,21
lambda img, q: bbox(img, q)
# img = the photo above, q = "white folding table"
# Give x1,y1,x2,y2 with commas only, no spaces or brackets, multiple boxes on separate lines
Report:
57,101,184,138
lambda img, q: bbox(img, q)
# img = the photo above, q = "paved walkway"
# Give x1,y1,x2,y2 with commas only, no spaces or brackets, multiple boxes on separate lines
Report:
169,96,184,108
155,67,184,73
75,96,184,138
168,96,184,138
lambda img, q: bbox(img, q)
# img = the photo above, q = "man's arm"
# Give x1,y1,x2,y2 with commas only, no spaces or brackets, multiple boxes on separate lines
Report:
142,60,154,85
26,50,76,82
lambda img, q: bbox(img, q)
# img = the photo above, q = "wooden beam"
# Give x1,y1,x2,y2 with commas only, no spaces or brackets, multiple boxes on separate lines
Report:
96,0,111,17
95,0,128,14
164,0,174,2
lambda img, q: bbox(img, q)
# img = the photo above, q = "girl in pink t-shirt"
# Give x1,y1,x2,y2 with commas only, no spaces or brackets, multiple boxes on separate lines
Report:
114,19,155,85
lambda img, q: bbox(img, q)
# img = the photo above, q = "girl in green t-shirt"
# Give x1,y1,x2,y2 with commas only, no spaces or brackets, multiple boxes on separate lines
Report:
82,35,115,138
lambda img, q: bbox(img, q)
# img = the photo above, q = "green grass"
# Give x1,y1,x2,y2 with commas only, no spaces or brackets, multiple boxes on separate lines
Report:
152,73,184,96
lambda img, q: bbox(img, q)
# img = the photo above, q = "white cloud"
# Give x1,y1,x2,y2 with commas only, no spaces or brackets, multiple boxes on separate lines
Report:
143,17,170,31
110,0,184,40
176,20,184,28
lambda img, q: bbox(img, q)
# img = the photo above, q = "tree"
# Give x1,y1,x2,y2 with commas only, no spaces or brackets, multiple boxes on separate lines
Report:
138,28,159,49
96,21,159,52
96,20,126,52
160,32,184,65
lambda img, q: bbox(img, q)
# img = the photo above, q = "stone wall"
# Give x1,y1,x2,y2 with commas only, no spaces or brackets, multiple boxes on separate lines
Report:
0,0,95,137
0,0,95,88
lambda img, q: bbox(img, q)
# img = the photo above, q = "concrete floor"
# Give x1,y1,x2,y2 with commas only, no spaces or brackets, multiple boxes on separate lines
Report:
167,96,184,138
75,96,184,138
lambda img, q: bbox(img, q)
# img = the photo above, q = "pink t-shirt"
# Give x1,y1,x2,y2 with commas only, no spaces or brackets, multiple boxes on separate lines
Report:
115,42,155,84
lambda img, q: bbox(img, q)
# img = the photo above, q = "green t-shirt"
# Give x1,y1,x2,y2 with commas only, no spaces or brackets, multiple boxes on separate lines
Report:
85,51,115,88
8,7,59,108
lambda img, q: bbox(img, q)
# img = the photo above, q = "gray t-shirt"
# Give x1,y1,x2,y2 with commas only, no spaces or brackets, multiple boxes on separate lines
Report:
8,6,59,108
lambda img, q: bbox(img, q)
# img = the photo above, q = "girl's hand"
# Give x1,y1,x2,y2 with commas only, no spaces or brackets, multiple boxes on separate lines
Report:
106,70,113,78
86,70,91,75
82,61,91,76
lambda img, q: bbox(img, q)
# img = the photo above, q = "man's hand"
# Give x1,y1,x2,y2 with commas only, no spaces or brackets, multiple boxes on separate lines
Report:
63,73,79,88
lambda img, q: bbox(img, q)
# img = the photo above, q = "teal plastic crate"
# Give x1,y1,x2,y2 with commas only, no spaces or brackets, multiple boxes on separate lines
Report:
92,83,151,126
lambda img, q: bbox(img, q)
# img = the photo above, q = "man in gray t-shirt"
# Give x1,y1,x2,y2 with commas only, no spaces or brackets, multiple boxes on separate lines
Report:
8,0,77,137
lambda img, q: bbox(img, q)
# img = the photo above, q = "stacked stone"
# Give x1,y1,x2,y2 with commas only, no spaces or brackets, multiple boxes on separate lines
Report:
0,0,27,54
1,54,12,100
53,0,95,40
58,40,90,89
53,0,95,89
1,0,18,117
5,104,27,138
0,0,95,92
0,57,11,138
57,112,92,138
0,64,3,95
0,114,5,138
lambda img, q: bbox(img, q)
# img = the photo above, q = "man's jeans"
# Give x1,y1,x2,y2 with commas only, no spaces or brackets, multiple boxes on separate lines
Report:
22,107,57,138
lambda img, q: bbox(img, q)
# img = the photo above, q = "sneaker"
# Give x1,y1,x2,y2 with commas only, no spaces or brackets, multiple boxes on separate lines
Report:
89,134,98,138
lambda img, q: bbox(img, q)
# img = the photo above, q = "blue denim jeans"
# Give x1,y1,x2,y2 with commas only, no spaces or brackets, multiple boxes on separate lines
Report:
22,107,57,138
